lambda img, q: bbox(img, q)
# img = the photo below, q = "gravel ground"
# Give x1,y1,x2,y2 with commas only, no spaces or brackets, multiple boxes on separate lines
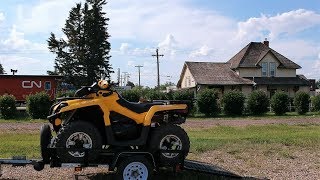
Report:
0,117,319,179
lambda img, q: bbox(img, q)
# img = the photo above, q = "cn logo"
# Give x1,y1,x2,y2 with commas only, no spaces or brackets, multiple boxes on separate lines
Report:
22,81,42,89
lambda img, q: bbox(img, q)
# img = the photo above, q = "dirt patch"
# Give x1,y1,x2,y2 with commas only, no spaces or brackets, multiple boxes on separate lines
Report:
183,117,320,129
196,146,320,180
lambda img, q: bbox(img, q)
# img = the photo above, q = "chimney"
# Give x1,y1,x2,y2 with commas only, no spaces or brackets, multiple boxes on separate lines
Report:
263,38,269,47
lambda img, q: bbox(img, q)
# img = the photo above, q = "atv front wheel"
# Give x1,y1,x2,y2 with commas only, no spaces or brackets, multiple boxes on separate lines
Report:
40,124,52,164
148,125,190,166
53,121,102,163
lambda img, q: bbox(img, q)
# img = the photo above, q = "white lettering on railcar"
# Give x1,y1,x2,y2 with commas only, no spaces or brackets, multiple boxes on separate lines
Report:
22,81,42,88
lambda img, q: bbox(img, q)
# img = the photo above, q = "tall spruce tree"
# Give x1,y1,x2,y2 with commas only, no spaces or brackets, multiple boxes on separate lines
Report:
48,0,112,87
0,63,4,74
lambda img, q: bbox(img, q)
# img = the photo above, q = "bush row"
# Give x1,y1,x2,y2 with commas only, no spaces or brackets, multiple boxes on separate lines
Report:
0,92,52,119
121,88,320,116
1,89,320,119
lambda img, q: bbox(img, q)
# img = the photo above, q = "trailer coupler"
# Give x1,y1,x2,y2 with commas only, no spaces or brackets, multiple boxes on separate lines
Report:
0,156,45,177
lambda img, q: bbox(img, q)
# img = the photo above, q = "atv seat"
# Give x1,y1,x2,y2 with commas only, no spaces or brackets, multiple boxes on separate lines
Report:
117,96,163,114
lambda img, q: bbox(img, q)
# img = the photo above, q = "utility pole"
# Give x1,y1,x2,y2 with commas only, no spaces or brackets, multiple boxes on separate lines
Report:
117,68,120,84
135,65,143,87
152,48,164,89
122,72,128,85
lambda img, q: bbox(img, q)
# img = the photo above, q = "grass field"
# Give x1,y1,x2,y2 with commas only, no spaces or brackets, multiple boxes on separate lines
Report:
0,124,319,159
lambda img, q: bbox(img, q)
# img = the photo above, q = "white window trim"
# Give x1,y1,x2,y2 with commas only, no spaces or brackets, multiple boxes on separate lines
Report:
269,62,276,77
261,62,268,77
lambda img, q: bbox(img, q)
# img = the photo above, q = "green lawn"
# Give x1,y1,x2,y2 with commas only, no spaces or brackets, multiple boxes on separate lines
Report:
189,111,320,120
0,132,40,158
187,124,320,154
0,124,319,159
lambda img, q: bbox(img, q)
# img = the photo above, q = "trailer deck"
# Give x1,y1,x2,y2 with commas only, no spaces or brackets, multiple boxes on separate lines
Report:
0,156,260,180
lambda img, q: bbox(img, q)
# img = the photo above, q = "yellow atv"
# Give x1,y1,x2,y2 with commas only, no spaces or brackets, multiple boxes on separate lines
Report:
41,80,190,175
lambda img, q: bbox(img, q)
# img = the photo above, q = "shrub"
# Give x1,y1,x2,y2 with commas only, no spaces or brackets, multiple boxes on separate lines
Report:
172,90,194,100
312,95,320,112
173,90,195,115
26,92,52,119
197,89,219,116
145,89,167,101
270,92,289,115
120,89,141,102
247,90,270,115
222,91,245,116
293,91,310,115
0,95,17,119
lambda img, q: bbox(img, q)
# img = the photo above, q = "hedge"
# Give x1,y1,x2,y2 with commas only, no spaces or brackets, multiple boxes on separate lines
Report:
0,95,17,119
294,91,310,115
222,91,245,116
26,92,52,119
270,92,289,115
312,95,320,112
197,89,219,116
247,90,269,115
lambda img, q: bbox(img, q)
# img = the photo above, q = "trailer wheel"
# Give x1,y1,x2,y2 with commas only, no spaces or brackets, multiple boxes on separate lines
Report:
53,121,102,163
40,124,52,164
148,124,190,166
114,156,153,180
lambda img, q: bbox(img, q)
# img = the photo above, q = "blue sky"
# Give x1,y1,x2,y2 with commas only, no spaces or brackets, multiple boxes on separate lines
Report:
0,0,320,87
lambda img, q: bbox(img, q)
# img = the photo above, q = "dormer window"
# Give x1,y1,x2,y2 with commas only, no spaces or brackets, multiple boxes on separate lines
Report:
269,62,276,77
261,62,268,77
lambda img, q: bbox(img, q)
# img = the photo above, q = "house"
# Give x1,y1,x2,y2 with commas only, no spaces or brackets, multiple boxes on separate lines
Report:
177,40,311,97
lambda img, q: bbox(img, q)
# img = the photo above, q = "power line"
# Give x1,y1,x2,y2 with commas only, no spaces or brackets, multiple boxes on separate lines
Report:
152,48,164,89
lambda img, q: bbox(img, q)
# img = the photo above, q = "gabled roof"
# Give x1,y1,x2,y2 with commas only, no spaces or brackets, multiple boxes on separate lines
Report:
227,42,301,69
245,75,310,86
177,61,254,87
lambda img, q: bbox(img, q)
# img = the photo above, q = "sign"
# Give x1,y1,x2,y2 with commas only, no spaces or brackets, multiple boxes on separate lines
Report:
22,81,42,89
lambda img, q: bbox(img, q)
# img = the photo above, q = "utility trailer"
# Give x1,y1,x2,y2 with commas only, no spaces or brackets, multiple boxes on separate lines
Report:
0,150,255,180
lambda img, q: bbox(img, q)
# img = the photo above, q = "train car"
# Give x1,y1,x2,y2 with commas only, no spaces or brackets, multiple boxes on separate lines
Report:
0,75,63,102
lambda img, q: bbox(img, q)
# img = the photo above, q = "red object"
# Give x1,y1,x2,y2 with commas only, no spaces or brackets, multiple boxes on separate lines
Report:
0,75,63,102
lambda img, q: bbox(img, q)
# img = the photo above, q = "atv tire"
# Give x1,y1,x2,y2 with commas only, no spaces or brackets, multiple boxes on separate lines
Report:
40,124,52,164
148,124,190,166
114,156,153,180
53,121,102,163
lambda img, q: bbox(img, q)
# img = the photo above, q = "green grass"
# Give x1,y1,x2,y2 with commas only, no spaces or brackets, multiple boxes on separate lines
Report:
189,111,320,120
0,132,40,158
0,124,319,159
187,124,320,153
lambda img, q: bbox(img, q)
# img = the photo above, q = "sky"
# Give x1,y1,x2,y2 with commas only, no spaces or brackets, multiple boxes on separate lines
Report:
0,0,320,87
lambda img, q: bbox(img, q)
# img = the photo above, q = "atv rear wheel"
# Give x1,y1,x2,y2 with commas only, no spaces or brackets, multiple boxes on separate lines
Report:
40,124,52,164
53,121,102,163
148,125,190,166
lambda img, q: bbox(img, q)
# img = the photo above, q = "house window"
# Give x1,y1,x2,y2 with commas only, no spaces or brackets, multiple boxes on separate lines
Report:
45,81,51,90
269,62,276,77
188,76,191,86
261,62,268,77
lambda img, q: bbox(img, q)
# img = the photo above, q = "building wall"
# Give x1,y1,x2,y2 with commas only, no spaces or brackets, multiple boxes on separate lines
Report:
238,52,296,78
181,67,196,89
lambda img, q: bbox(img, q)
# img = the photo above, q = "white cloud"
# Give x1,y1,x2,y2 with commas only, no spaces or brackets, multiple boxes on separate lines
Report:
0,55,44,74
237,9,320,40
189,45,214,58
0,12,5,22
120,43,130,54
16,0,80,34
1,25,46,52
